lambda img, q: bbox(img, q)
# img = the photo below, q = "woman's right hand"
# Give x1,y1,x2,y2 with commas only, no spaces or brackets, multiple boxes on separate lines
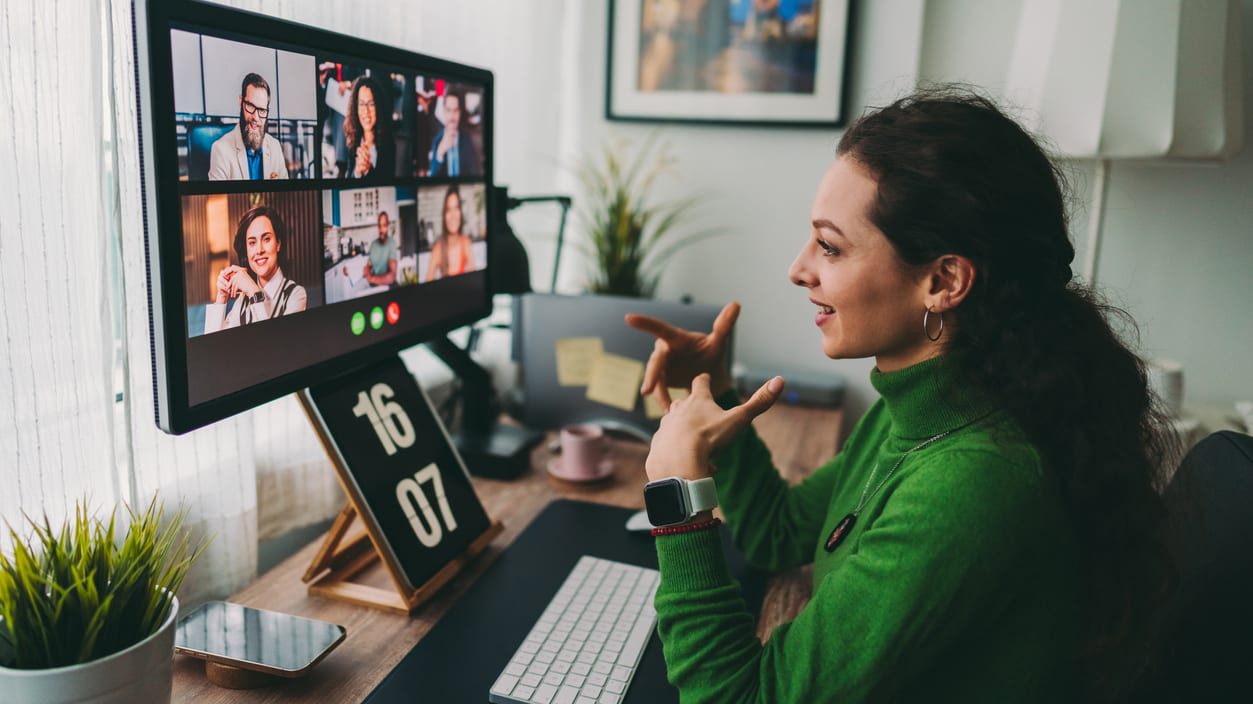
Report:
625,301,740,412
354,145,373,177
436,129,456,160
227,266,260,299
215,267,239,305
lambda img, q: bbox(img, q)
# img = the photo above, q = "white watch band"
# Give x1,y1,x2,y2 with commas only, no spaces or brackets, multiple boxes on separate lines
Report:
686,477,718,513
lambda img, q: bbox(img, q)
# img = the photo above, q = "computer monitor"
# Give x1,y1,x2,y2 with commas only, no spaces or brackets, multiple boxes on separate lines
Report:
135,0,494,433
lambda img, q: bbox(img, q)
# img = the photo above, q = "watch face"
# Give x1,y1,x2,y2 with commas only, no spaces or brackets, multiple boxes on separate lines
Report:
644,478,688,526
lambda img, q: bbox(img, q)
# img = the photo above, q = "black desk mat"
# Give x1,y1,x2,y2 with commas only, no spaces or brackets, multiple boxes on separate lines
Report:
364,498,766,703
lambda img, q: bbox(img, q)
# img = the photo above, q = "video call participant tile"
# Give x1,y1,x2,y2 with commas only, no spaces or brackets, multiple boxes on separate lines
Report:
182,192,325,337
322,186,421,304
170,30,317,181
318,62,415,181
416,182,487,283
414,76,485,178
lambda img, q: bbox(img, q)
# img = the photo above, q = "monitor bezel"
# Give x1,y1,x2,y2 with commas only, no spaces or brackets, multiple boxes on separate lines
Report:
135,0,495,434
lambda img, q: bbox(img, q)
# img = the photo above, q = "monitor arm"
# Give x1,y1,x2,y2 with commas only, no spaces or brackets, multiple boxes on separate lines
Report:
425,335,541,479
426,335,496,434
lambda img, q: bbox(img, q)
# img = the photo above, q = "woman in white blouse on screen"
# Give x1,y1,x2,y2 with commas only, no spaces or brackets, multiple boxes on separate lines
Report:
204,206,307,334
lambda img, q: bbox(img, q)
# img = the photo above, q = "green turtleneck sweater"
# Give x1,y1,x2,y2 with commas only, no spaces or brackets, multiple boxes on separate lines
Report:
653,355,1080,702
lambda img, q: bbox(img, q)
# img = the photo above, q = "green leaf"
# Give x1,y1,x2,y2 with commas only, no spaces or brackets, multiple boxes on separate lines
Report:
0,496,207,669
571,134,719,297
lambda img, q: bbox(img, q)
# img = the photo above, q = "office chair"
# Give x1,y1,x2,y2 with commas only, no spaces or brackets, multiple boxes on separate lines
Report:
187,124,235,180
1135,430,1253,701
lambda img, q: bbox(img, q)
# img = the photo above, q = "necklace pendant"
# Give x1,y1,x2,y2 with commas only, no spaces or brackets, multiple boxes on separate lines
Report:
825,513,857,552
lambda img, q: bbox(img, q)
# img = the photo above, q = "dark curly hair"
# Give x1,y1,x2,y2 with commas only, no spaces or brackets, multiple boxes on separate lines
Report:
344,75,392,151
838,86,1175,700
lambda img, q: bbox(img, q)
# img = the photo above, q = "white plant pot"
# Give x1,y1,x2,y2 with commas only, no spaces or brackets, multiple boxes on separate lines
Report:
0,596,178,704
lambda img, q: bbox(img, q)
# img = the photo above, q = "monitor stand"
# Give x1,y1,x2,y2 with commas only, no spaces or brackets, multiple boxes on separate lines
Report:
427,335,543,480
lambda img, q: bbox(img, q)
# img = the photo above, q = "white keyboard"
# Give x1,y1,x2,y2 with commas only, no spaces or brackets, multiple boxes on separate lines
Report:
489,556,660,704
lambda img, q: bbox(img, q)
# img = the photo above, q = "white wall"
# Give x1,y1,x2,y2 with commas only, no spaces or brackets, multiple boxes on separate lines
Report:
915,0,1253,414
554,0,1253,434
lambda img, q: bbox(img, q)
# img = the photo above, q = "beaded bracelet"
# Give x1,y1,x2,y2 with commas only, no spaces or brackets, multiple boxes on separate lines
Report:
650,517,722,537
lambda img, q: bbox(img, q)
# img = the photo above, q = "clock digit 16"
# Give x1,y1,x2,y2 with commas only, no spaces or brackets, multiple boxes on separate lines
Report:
352,383,417,456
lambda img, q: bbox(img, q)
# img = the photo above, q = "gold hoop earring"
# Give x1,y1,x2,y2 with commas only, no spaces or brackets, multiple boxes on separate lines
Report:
923,307,943,342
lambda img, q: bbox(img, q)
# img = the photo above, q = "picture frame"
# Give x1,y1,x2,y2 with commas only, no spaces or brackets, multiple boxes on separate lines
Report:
606,0,853,127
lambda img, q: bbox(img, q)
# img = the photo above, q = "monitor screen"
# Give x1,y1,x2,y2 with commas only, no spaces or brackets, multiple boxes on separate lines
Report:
135,1,493,433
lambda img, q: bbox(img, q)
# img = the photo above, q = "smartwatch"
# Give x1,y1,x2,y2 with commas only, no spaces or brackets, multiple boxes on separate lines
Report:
643,477,719,527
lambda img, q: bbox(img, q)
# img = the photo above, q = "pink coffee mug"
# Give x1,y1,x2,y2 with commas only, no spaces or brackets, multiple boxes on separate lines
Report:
556,423,610,480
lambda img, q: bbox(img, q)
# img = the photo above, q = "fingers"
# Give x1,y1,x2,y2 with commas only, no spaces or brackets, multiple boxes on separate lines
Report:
690,373,712,398
625,313,686,343
735,376,784,423
710,301,741,343
652,385,673,413
640,338,669,395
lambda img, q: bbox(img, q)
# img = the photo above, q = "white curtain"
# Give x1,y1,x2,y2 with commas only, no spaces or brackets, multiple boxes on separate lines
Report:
0,0,120,546
3,0,572,602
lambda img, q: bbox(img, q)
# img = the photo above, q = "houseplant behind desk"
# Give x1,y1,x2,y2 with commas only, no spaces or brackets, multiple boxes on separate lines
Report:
0,498,203,704
576,135,712,298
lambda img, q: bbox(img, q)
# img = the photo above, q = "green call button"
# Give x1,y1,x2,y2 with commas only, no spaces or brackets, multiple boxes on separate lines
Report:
370,306,385,330
350,311,366,335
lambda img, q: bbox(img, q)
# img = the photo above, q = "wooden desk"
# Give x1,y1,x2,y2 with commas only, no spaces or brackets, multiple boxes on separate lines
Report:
173,404,843,702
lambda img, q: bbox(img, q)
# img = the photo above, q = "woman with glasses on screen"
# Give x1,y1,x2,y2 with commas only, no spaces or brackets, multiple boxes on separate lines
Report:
204,206,307,334
629,89,1173,702
344,75,395,179
425,185,476,281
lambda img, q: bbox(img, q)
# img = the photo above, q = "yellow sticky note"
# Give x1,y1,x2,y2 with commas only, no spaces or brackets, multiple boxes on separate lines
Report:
554,337,604,386
643,388,691,419
585,353,646,412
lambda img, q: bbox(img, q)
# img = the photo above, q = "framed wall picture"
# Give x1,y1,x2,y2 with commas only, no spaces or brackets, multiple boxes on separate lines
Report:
606,0,853,127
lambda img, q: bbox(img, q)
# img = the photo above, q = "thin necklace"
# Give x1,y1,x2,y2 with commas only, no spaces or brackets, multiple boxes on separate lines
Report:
824,430,951,553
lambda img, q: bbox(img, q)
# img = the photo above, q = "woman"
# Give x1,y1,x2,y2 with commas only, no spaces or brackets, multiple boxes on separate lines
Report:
425,185,476,281
204,205,307,333
630,89,1172,702
344,75,394,179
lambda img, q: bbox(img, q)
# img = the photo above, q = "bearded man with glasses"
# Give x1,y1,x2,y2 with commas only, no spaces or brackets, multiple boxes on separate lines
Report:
208,72,290,181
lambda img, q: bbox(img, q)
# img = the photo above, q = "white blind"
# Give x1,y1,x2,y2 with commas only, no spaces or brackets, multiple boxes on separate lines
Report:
0,0,120,541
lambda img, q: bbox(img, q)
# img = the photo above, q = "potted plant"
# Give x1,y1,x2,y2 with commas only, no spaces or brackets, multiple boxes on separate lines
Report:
574,135,714,298
0,498,204,704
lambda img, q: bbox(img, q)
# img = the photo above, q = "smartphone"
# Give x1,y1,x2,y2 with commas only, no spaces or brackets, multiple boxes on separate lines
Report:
174,601,346,677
